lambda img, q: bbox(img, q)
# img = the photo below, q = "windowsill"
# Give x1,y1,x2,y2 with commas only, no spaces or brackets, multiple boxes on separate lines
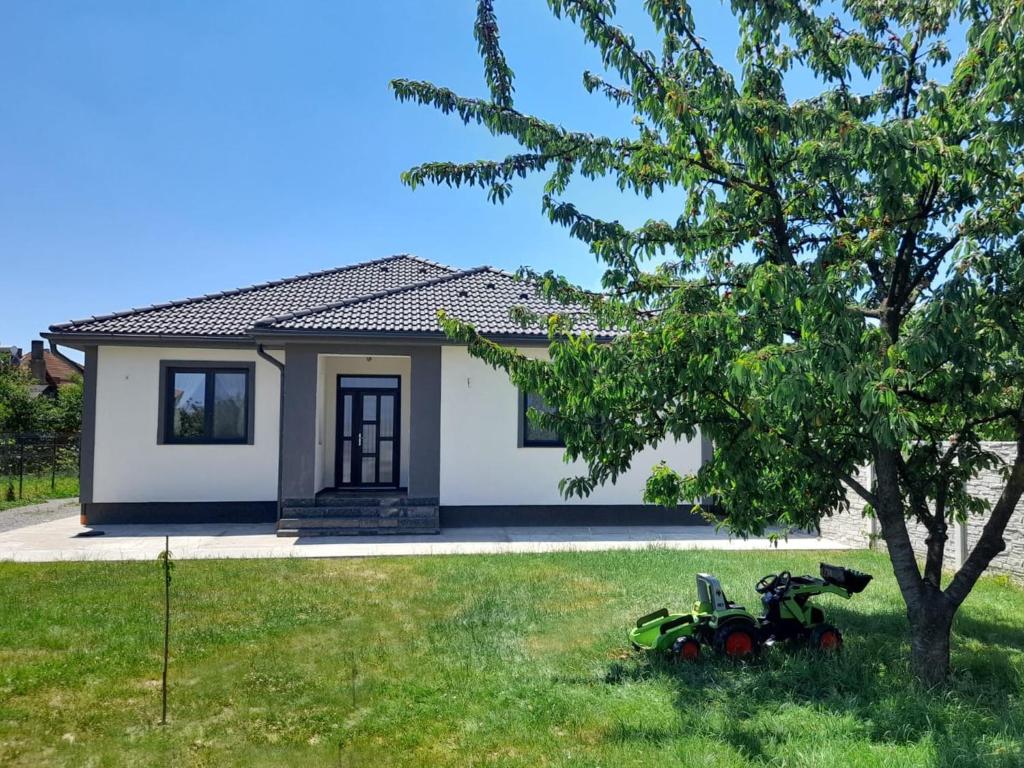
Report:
160,441,252,446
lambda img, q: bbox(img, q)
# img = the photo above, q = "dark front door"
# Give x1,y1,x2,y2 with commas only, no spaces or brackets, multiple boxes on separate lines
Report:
336,375,400,488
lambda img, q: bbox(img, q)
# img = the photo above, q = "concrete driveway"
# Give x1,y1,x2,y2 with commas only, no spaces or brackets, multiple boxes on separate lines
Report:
0,512,849,563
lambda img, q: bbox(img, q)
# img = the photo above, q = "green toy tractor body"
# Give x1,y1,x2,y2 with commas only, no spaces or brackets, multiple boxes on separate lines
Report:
629,563,871,660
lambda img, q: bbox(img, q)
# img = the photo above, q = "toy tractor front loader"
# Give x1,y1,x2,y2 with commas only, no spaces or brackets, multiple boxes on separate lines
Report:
629,574,761,662
630,563,871,662
756,563,872,651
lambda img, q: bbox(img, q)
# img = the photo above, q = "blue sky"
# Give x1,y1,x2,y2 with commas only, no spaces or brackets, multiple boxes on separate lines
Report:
18,0,968,364
0,2,756,354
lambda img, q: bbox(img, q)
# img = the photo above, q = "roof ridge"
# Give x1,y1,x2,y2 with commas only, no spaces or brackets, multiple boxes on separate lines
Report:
251,266,491,328
479,265,519,279
49,254,454,331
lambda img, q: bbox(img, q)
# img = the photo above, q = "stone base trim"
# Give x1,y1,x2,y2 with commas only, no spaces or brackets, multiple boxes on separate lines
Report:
439,504,705,528
83,501,277,525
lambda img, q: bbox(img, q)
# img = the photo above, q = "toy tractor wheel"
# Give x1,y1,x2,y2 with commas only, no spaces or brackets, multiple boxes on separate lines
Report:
809,624,843,652
714,623,759,659
670,637,701,663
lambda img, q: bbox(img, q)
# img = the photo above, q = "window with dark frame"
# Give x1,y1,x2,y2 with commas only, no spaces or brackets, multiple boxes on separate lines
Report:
162,366,251,444
520,390,564,447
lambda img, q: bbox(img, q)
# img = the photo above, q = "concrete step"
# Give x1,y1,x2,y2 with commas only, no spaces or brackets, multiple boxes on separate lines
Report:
280,516,398,529
284,506,389,519
276,502,440,537
277,525,440,538
283,505,439,520
311,493,439,508
313,496,394,508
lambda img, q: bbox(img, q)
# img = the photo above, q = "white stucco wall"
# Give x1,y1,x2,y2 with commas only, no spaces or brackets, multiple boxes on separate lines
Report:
315,354,411,490
438,345,703,506
92,345,282,503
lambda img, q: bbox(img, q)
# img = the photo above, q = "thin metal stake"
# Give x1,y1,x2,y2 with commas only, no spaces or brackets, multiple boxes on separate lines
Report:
161,535,171,725
351,656,357,709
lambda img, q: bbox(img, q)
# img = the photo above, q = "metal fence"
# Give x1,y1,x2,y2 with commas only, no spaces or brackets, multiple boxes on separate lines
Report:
0,433,80,501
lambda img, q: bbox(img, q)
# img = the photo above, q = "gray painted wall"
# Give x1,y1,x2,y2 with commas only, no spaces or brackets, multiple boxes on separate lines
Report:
79,345,98,505
409,345,441,498
280,345,319,500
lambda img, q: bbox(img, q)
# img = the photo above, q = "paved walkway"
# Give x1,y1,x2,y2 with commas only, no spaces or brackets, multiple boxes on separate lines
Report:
0,497,80,534
0,514,849,563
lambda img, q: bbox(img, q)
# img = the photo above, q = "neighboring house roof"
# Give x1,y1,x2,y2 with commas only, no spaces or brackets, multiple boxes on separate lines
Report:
48,254,609,341
19,349,84,386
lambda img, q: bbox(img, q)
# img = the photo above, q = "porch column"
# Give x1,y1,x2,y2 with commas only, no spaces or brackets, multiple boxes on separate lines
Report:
280,344,318,501
408,346,441,499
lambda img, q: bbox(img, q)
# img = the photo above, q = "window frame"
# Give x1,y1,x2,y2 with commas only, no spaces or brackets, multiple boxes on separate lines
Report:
518,389,565,448
157,361,255,445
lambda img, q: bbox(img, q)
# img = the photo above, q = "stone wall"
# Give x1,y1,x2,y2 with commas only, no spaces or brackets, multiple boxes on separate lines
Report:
819,442,1024,579
819,464,877,547
962,442,1024,578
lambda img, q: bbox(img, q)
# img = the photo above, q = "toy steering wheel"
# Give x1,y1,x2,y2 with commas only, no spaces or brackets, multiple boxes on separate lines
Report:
755,571,791,594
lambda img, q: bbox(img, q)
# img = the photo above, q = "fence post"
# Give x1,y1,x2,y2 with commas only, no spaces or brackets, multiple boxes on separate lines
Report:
51,436,58,492
17,440,24,500
953,519,969,569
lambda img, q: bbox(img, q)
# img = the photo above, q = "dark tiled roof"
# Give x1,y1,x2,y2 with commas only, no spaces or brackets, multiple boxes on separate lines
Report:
255,267,605,337
49,254,607,340
50,255,453,337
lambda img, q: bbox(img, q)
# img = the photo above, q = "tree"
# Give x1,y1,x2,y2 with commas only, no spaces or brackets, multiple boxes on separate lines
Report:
0,351,40,433
0,352,83,434
392,0,1024,685
46,375,83,435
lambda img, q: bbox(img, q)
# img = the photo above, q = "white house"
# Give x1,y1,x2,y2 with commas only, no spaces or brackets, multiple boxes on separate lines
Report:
45,255,706,535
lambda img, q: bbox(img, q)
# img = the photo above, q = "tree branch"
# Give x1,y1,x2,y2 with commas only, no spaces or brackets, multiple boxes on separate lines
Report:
875,447,925,601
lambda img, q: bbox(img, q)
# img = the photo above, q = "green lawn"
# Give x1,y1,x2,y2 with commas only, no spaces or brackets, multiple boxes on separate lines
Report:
1,549,1022,767
1,473,78,511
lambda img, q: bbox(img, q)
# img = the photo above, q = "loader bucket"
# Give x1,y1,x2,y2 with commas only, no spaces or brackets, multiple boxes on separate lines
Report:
820,563,872,593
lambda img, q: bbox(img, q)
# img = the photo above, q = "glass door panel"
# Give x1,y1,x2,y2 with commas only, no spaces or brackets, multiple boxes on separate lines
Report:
336,378,400,488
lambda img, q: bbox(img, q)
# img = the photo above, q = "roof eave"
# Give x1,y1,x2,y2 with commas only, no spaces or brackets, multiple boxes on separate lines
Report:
42,331,258,350
248,327,588,344
44,326,619,350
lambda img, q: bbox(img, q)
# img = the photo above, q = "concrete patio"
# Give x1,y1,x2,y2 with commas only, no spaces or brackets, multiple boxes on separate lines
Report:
0,513,850,563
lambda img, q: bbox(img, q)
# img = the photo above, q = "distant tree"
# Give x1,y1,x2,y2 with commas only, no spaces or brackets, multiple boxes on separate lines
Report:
0,352,83,434
393,0,1024,685
48,375,83,435
0,351,40,433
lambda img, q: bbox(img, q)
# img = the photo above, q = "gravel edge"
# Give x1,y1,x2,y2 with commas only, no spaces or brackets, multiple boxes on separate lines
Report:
0,498,80,534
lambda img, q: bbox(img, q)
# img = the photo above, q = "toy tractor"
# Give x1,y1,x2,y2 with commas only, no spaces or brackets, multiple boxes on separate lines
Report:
629,563,872,661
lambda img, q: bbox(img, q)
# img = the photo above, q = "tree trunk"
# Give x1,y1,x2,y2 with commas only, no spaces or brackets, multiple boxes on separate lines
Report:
908,596,954,687
873,447,958,685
